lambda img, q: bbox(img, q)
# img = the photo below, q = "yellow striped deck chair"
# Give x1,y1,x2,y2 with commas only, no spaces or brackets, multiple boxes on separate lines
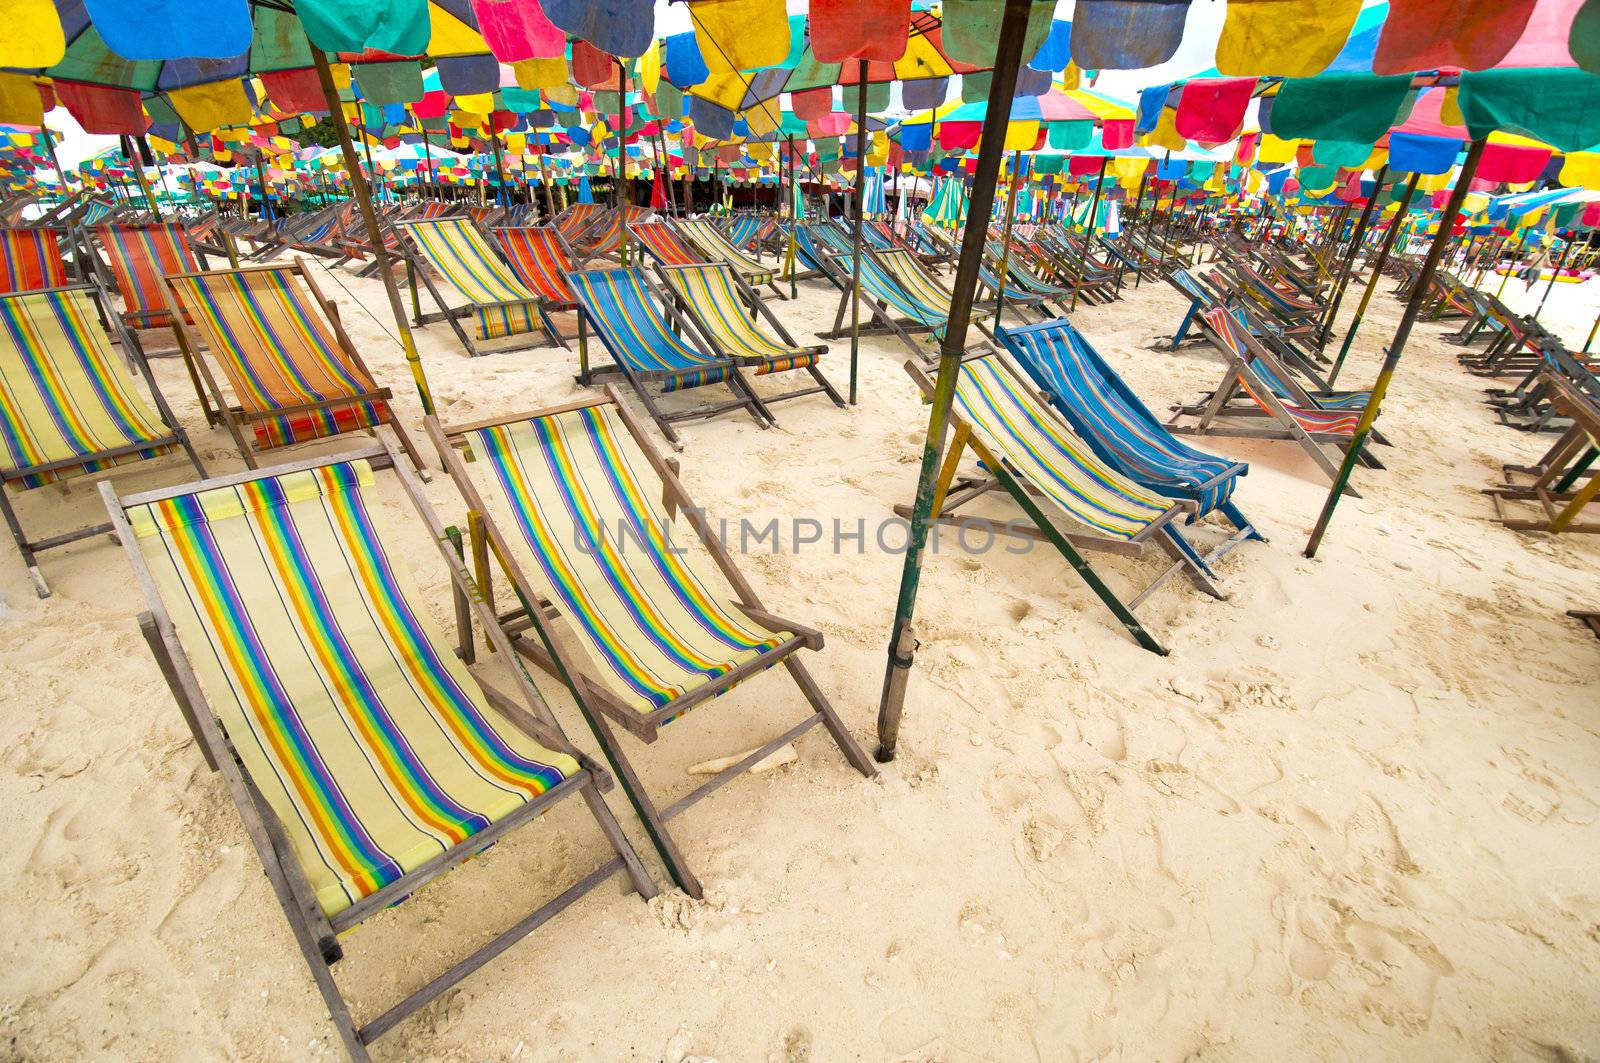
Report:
429,391,874,899
0,282,201,596
903,353,1229,655
655,262,845,410
394,217,548,356
676,218,778,293
160,261,424,470
105,438,654,1058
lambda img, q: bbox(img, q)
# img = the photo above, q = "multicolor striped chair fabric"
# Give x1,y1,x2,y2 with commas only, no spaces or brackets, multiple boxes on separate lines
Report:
164,267,389,449
97,223,200,329
999,319,1244,517
723,215,762,250
0,286,174,488
128,459,578,918
631,221,704,267
464,406,792,718
568,268,732,390
0,229,68,294
492,226,578,305
403,218,541,340
677,219,773,286
1202,308,1362,434
952,355,1173,542
858,248,952,333
658,264,819,374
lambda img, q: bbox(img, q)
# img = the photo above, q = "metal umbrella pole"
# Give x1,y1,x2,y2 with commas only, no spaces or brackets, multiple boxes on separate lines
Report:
847,59,870,406
1304,137,1487,557
1327,171,1421,389
876,0,1059,762
310,45,435,415
1069,156,1108,312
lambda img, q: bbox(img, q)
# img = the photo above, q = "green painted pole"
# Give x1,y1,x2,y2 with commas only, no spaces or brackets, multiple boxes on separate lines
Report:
1327,171,1420,388
1318,163,1388,351
1305,138,1486,557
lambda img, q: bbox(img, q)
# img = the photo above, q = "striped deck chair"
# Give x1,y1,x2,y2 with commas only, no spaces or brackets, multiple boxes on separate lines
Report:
428,390,874,898
0,228,70,293
1170,306,1369,487
722,215,763,251
824,245,992,358
95,223,205,349
901,353,1223,655
394,217,549,356
490,224,581,348
654,262,845,409
160,261,425,470
676,218,780,296
105,437,654,1060
567,266,771,444
1167,268,1222,350
0,281,203,596
552,202,605,246
997,318,1262,553
629,220,706,268
568,204,651,264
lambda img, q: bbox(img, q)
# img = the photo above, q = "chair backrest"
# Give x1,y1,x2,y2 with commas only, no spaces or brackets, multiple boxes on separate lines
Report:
0,285,171,487
553,203,604,241
401,217,537,306
492,226,577,304
679,218,762,270
0,228,69,293
123,456,578,918
949,355,1171,540
461,404,788,716
568,268,719,375
631,221,703,266
658,264,795,360
164,266,382,447
877,248,950,311
724,215,762,249
855,250,946,328
97,223,200,327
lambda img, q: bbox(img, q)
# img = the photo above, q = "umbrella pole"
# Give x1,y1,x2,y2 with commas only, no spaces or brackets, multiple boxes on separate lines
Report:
122,136,159,216
876,0,1086,762
1583,307,1599,354
311,45,435,416
1318,163,1388,351
41,125,70,198
1069,157,1108,312
657,128,677,215
1328,171,1420,389
680,129,694,214
490,127,508,208
414,110,435,201
1129,164,1150,289
1305,138,1486,558
1534,232,1574,323
848,59,869,406
1495,228,1528,299
617,59,630,265
784,137,799,299
538,155,556,220
995,150,1024,330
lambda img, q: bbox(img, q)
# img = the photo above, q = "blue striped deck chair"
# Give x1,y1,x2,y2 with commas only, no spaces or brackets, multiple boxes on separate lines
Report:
1167,268,1219,350
427,391,875,898
985,240,1072,309
566,267,771,445
104,434,654,1057
1,281,203,597
824,246,992,359
393,217,550,356
901,353,1227,655
997,317,1264,558
722,215,762,251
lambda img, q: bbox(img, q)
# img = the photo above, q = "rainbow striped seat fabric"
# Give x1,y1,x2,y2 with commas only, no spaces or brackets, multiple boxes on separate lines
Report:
952,355,1173,541
677,219,773,286
464,405,791,720
568,268,733,391
0,287,174,488
1203,308,1363,434
404,218,541,340
658,264,820,375
98,223,200,329
630,222,704,267
129,459,578,918
0,229,68,294
492,226,578,306
164,267,388,449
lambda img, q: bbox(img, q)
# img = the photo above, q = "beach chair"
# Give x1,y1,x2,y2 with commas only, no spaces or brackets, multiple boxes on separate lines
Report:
159,261,425,470
103,434,655,1060
823,245,992,359
490,224,582,348
629,219,707,268
94,222,210,356
997,318,1263,553
1486,366,1600,534
900,352,1226,655
427,389,875,898
567,266,774,445
1166,268,1220,349
551,202,606,248
675,218,782,297
565,204,652,265
0,228,71,293
1170,306,1371,488
393,217,550,356
654,262,846,410
0,281,204,596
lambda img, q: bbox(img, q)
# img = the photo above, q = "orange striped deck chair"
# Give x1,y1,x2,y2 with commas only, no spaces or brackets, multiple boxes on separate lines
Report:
103,434,654,1057
96,222,202,332
0,229,69,293
491,225,580,348
159,261,425,469
0,281,202,597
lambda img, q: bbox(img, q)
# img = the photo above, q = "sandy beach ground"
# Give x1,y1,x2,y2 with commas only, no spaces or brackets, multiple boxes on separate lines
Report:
2,239,1598,1061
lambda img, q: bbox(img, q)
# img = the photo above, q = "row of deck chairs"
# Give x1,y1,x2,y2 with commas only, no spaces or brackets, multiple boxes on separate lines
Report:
92,382,876,1058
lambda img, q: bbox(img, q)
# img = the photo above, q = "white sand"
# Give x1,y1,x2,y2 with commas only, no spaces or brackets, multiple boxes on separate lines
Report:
2,246,1599,1060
